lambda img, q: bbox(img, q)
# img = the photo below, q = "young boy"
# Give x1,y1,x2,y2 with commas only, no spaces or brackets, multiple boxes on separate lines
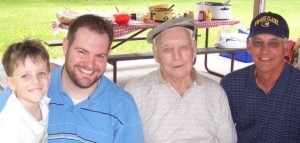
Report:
0,39,51,142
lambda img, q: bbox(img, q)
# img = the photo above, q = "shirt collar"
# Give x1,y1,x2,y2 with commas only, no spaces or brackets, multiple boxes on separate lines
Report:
246,63,290,93
157,68,201,85
10,92,48,135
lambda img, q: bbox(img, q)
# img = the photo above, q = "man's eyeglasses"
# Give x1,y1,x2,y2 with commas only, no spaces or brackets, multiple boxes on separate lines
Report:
249,38,284,49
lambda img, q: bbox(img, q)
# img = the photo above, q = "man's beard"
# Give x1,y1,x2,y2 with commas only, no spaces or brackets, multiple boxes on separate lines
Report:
64,62,100,89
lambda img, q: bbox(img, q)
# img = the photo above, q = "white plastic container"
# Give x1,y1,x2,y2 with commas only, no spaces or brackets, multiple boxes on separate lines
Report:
196,2,231,20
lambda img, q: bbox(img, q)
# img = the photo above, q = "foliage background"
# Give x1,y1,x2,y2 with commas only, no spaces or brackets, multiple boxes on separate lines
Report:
0,0,299,59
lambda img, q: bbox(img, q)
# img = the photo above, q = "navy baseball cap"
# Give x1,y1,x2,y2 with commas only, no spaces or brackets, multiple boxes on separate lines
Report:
248,12,289,39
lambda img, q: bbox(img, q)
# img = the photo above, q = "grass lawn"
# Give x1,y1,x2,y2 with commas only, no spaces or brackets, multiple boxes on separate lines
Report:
0,0,299,59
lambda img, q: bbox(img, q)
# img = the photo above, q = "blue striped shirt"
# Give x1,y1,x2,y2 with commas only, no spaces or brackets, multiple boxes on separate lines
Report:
0,66,143,143
221,63,300,143
47,67,143,143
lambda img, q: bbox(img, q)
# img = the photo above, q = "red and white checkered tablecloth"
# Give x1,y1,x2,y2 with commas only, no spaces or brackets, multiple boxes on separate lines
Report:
113,20,239,37
53,20,239,38
195,20,239,28
112,21,158,37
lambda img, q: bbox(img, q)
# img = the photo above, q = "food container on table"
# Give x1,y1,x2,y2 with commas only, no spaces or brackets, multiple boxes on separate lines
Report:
56,9,80,25
114,13,131,25
149,4,174,22
196,2,231,20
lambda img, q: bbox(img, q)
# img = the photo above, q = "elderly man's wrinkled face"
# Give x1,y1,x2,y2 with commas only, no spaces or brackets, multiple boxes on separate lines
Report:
153,27,196,81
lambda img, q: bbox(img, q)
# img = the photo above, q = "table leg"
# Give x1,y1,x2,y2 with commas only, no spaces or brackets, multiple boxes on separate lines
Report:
112,28,148,50
107,61,118,83
110,28,148,83
230,51,235,72
203,28,235,77
113,62,117,83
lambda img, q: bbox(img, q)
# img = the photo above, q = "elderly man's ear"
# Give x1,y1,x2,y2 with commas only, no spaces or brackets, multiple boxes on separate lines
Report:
192,40,197,65
193,40,197,58
152,46,159,63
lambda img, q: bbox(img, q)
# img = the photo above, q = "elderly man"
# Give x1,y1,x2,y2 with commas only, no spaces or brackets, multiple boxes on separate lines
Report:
125,17,237,142
221,12,300,142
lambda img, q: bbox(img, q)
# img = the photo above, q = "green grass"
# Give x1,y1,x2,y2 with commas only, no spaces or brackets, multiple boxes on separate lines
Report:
1,0,299,59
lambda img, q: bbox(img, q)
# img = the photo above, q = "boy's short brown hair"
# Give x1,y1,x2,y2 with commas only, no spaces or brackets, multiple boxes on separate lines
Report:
2,39,50,77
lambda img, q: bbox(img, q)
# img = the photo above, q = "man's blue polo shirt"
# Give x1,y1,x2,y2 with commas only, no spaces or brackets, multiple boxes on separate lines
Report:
221,63,300,143
0,88,11,111
0,66,143,143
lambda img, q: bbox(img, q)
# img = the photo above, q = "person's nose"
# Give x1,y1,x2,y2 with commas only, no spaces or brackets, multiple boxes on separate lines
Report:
172,47,181,59
31,75,40,84
85,55,96,69
260,43,270,54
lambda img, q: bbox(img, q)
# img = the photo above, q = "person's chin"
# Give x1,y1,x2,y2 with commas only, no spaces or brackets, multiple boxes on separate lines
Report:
76,77,98,88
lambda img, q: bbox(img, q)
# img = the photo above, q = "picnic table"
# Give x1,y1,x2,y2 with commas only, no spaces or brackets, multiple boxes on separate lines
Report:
48,19,245,82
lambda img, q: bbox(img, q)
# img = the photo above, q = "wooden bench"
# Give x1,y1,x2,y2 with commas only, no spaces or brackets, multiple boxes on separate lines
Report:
108,52,153,82
108,47,246,82
45,40,63,47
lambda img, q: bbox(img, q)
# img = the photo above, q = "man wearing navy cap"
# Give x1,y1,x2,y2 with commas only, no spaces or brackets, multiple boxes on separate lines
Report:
125,17,237,142
221,12,300,142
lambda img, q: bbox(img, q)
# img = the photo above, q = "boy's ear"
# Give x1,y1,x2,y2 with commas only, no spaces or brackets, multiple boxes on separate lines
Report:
6,77,15,91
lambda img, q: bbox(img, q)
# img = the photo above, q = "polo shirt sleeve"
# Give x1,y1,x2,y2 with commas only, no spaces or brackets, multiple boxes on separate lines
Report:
0,88,12,112
113,93,144,143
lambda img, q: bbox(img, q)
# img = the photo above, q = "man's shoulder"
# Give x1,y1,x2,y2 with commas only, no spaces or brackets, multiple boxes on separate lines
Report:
0,88,12,112
100,76,134,99
50,66,62,76
220,65,253,90
287,64,300,86
222,65,252,82
125,70,157,90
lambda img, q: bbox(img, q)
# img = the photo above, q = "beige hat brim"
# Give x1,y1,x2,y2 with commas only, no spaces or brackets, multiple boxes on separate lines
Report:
146,17,196,44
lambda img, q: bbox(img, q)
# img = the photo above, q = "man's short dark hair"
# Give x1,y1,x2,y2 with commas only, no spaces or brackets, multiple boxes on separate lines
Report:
67,14,114,49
